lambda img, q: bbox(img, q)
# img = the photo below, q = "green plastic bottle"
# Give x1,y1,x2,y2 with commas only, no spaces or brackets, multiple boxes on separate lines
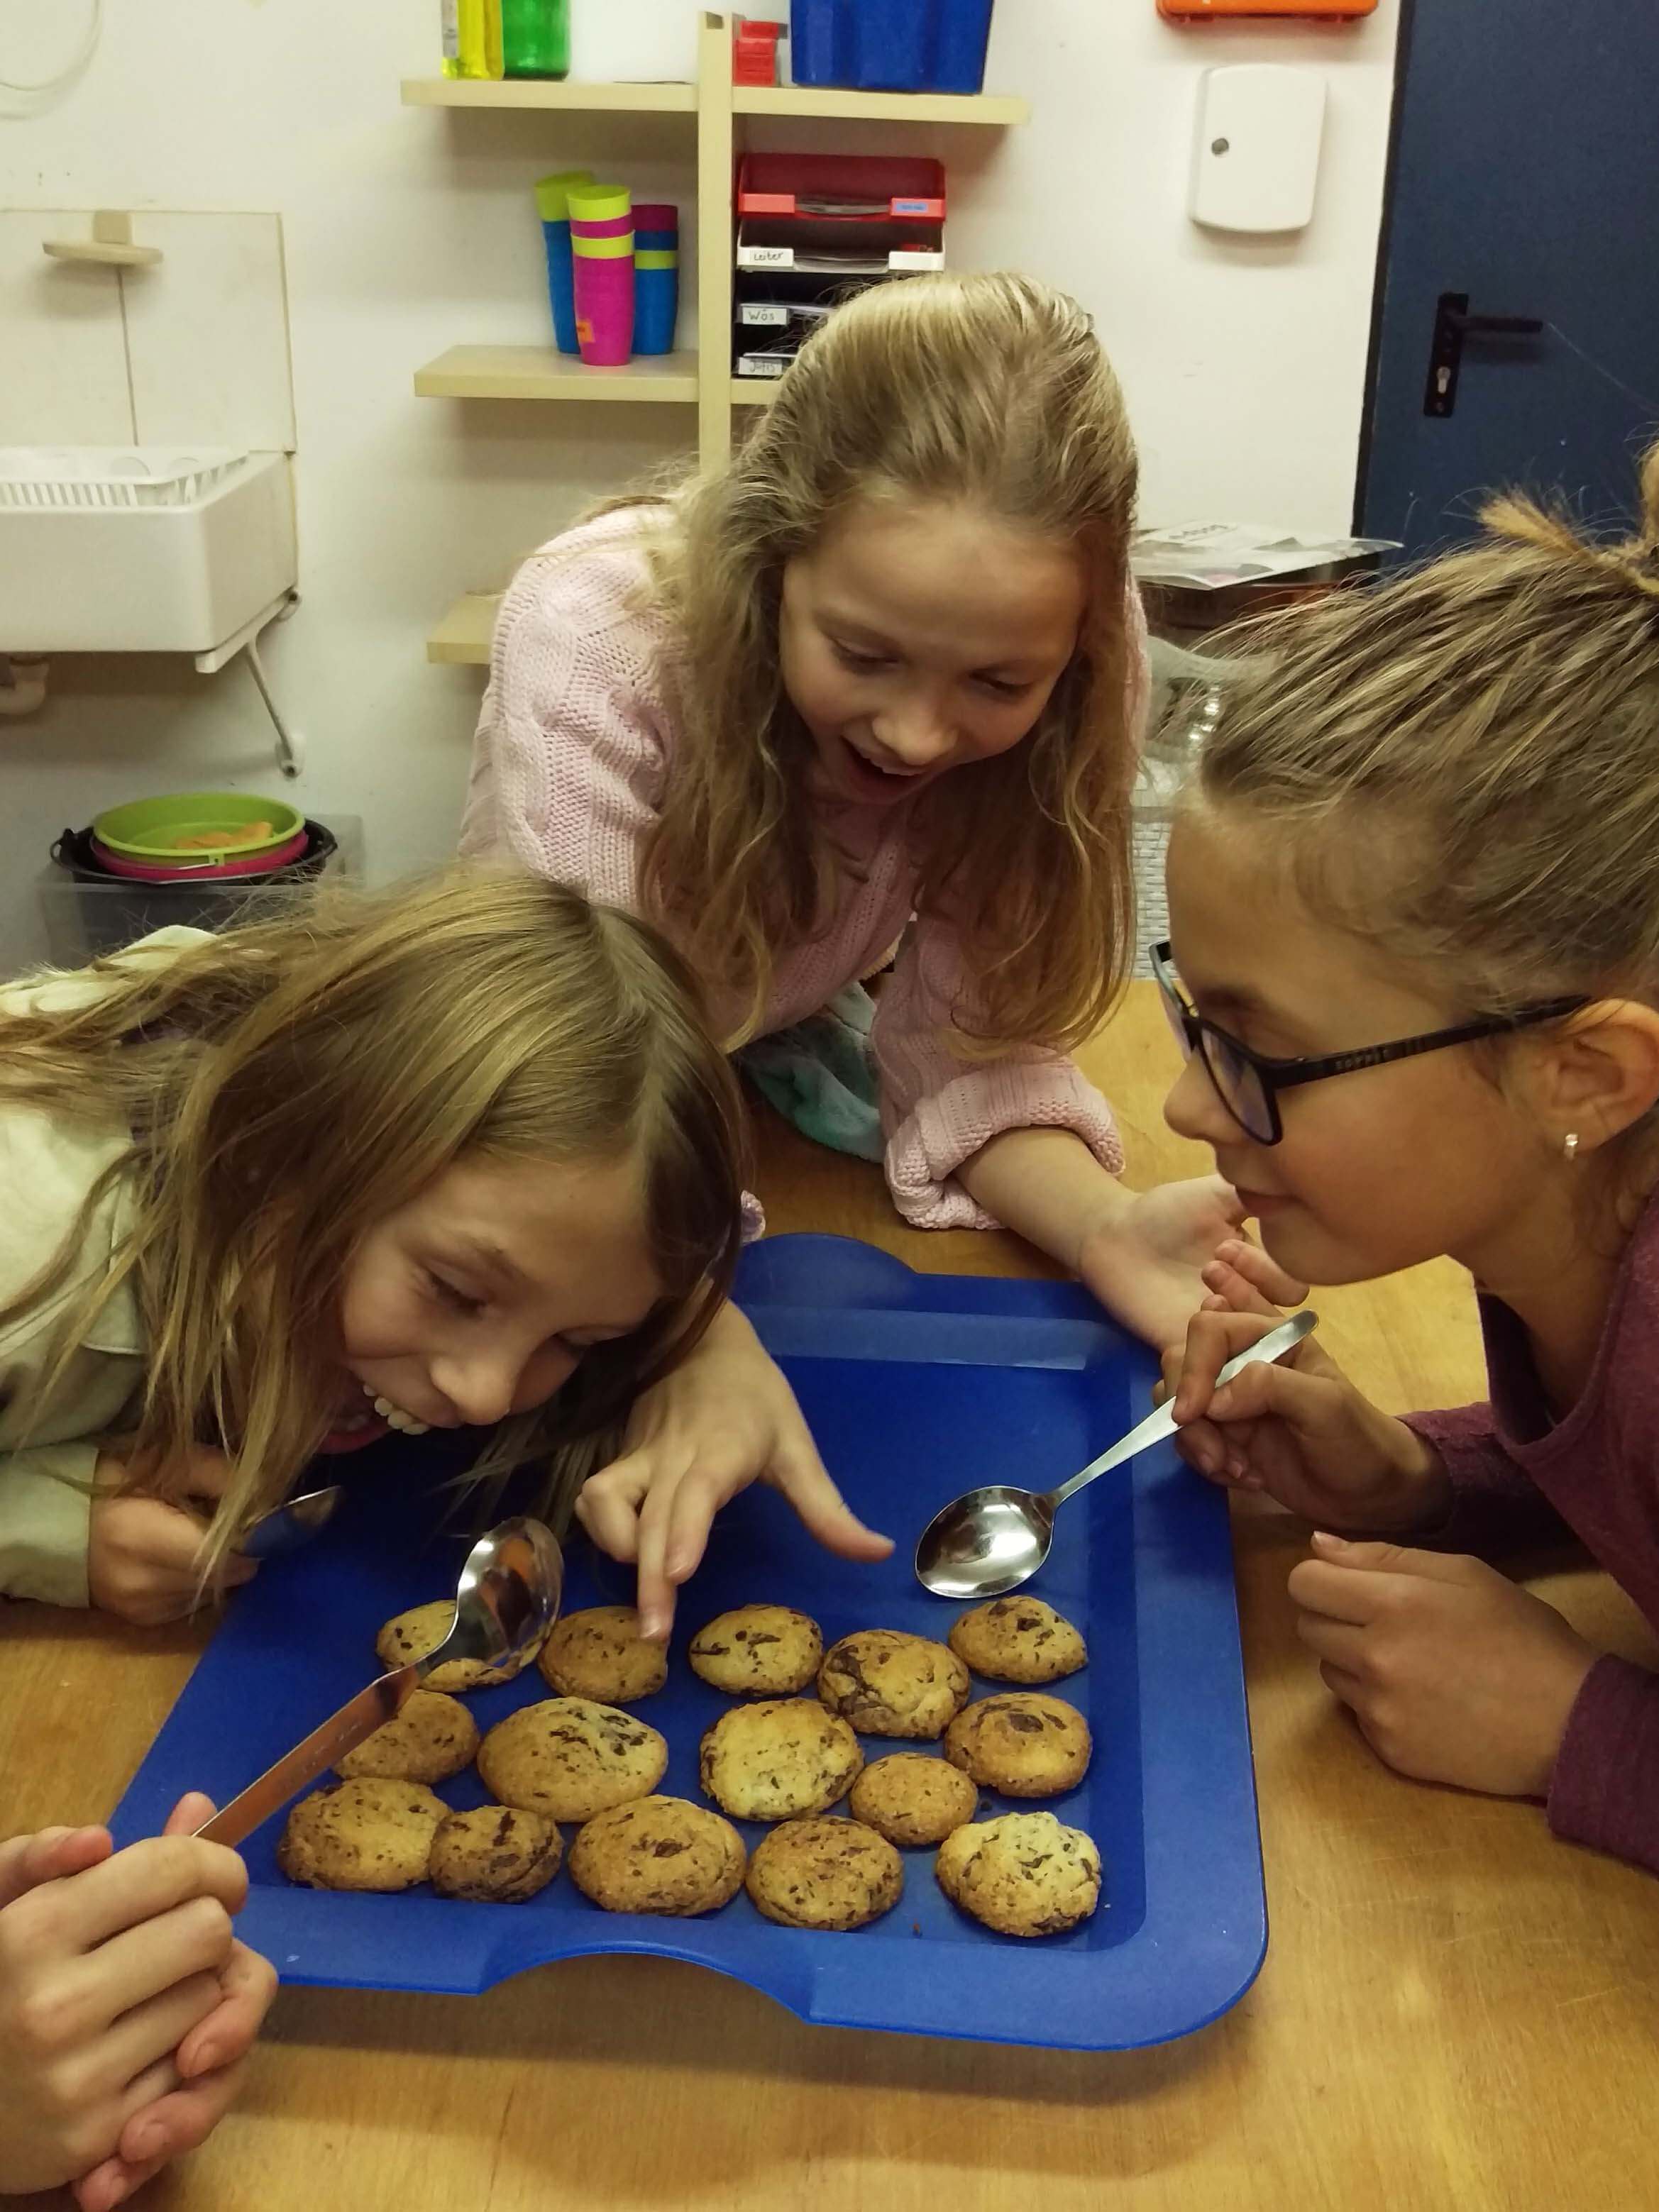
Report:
501,0,569,79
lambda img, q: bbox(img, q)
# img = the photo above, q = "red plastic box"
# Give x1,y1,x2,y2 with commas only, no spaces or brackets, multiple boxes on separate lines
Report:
735,152,946,223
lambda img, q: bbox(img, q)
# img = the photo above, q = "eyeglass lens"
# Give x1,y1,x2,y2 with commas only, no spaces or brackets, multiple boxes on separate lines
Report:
1200,1029,1274,1142
1157,955,1275,1144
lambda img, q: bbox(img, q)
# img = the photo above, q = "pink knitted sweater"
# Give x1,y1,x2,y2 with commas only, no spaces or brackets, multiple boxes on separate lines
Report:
458,507,1146,1231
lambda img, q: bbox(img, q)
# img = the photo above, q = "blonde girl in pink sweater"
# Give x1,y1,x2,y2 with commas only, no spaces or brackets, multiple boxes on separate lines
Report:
461,272,1243,1632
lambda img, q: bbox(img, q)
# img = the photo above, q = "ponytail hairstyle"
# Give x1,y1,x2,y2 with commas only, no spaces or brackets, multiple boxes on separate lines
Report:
1194,443,1659,1019
1182,444,1659,1192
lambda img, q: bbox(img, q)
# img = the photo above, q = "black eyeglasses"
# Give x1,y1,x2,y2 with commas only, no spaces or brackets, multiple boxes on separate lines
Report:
1150,941,1587,1146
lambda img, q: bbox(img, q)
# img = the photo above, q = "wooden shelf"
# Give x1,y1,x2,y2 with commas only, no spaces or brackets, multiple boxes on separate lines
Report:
399,75,1027,125
408,18,1032,668
414,345,700,402
427,592,500,666
43,238,162,267
401,76,695,113
733,84,1029,125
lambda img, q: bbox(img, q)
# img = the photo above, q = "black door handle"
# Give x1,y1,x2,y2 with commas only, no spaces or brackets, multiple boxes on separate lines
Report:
1423,292,1545,417
1445,309,1545,337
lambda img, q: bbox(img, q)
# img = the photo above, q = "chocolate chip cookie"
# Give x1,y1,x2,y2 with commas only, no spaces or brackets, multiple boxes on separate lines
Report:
848,1753,979,1847
568,1796,746,1917
479,1696,668,1823
375,1598,542,1692
538,1607,667,1703
745,1816,903,1931
817,1630,970,1740
335,1688,480,1785
947,1598,1088,1686
277,1778,446,1893
942,1693,1091,1798
699,1698,863,1821
429,1805,563,1901
688,1605,823,1696
935,1811,1102,1936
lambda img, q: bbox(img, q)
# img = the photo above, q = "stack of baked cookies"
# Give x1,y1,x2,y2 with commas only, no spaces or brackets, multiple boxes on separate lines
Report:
278,1593,1102,1942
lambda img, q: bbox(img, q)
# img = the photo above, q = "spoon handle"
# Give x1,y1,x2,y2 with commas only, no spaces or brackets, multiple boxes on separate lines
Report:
194,1664,420,1847
1042,1310,1318,1512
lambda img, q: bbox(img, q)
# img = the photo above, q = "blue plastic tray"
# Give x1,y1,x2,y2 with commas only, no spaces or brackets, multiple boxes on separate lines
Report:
111,1235,1265,2051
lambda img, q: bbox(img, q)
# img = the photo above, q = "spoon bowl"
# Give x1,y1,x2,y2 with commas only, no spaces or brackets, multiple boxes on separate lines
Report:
427,1515,565,1679
917,1486,1057,1603
194,1515,563,1847
915,1311,1318,1600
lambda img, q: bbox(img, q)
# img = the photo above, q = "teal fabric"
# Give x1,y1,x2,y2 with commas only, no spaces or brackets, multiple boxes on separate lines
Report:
740,983,885,1163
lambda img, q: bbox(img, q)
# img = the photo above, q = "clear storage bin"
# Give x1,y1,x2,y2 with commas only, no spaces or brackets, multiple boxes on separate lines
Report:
38,816,365,966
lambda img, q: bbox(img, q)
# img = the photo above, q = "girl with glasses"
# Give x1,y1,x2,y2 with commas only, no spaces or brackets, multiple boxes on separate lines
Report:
1158,441,1659,1879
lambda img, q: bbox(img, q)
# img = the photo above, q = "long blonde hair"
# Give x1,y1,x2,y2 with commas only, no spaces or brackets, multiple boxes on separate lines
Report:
627,270,1141,1050
0,870,747,1566
1194,442,1659,1027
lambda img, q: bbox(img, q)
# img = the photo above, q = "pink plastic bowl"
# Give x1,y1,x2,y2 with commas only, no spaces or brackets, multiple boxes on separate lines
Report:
87,828,310,882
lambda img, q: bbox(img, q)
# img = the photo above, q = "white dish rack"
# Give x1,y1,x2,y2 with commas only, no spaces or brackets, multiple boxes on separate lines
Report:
0,446,250,509
2,208,302,773
0,443,300,774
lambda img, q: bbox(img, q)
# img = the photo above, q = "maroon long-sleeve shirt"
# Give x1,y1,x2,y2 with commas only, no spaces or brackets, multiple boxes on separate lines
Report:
1409,1198,1659,1876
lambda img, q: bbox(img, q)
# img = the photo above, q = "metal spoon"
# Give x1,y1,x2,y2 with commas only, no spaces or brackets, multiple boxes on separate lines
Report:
914,1310,1318,1600
234,1484,345,1561
195,1515,563,1846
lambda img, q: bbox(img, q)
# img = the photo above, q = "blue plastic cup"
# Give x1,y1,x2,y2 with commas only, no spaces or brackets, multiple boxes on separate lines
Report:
535,169,595,355
632,202,679,358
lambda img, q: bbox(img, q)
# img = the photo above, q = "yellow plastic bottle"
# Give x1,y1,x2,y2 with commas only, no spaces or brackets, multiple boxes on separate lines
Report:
448,0,502,79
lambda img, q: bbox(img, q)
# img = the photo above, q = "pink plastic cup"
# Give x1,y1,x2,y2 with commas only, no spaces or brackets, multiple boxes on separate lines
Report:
568,184,635,367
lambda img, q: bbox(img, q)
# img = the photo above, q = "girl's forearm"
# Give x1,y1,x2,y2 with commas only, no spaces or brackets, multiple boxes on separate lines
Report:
957,1127,1128,1269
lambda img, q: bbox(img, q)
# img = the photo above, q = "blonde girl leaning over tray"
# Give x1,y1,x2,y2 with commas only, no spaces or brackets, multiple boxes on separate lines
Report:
461,269,1248,1632
0,867,745,2205
1159,444,1659,1879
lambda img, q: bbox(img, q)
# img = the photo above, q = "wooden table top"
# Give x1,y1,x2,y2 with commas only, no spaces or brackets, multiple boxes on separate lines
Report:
6,984,1657,2211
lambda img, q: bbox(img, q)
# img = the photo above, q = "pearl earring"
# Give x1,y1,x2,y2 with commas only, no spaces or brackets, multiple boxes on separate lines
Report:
1562,1131,1580,1162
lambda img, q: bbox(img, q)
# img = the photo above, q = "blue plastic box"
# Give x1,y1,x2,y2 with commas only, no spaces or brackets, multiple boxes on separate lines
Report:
790,0,994,94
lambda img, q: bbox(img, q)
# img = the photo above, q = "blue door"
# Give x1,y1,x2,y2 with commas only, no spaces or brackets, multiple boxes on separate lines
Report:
1359,0,1659,556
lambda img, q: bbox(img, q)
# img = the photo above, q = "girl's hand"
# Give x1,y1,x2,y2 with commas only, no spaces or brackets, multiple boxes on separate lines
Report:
77,1796,278,2212
1079,1176,1270,1348
89,1449,258,1626
0,1793,276,2206
1290,1535,1599,1797
1158,1307,1453,1532
576,1303,893,1639
1200,1233,1308,1316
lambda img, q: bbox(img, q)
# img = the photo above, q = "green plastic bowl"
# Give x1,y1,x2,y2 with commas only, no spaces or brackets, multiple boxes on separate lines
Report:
91,792,305,863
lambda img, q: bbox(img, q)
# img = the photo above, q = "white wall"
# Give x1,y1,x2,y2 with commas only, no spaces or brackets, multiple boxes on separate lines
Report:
0,0,1398,966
